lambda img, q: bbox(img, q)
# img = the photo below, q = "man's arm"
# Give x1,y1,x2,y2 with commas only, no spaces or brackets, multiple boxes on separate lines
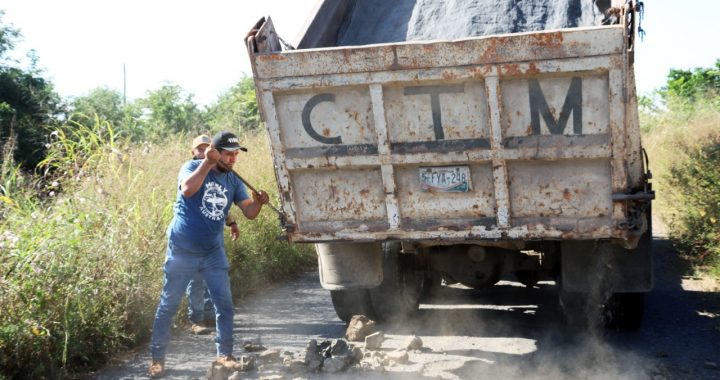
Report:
237,190,269,220
180,148,219,197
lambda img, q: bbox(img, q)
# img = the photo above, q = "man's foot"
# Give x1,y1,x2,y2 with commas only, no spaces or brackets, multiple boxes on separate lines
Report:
190,323,212,335
148,359,165,378
215,355,256,371
215,355,243,371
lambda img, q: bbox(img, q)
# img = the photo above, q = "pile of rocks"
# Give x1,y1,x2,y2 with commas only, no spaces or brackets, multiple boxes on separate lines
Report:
204,315,425,380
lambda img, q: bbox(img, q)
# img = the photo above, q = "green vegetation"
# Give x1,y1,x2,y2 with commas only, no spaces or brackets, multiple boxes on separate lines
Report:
1,4,717,376
0,11,63,170
205,78,263,134
0,12,312,378
641,59,720,277
0,118,314,378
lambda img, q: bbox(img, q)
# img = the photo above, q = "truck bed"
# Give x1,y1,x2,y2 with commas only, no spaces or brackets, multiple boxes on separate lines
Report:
246,3,646,244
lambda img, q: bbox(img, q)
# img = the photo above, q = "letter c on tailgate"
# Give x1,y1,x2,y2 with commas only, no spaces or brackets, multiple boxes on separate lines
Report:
301,93,343,145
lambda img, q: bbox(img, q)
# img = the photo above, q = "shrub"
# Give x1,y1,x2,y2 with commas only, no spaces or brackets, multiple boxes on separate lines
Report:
665,136,720,273
642,91,720,277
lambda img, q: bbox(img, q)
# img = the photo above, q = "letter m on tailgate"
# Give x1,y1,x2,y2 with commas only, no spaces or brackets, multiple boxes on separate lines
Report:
529,77,583,135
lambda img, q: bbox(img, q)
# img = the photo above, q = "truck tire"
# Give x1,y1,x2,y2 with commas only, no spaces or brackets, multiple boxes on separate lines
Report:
369,242,424,322
560,290,644,330
603,292,644,330
330,289,376,323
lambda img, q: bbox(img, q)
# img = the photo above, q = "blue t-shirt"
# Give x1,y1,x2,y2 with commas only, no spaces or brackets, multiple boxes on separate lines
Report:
167,160,249,252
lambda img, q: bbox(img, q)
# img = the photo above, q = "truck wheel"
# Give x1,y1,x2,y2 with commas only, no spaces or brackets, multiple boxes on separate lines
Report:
603,292,644,330
330,289,375,323
369,242,424,322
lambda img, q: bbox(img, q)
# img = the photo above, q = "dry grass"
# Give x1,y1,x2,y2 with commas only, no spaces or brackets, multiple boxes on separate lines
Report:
641,99,720,277
0,125,314,379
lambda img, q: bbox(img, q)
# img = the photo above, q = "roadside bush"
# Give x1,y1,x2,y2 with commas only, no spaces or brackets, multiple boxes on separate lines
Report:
665,136,720,274
642,93,720,277
0,117,169,378
0,119,314,378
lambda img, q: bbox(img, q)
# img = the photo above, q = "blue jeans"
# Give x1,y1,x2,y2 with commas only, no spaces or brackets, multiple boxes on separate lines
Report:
150,241,234,359
187,274,215,323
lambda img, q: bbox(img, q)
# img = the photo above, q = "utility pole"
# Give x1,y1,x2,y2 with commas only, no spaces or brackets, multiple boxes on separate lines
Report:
123,64,127,106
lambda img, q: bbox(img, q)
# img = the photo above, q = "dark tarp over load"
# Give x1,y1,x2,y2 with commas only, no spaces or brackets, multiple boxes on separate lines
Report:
336,0,615,46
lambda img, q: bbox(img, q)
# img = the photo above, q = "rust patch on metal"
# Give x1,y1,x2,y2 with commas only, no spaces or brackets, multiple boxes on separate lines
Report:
442,71,457,80
478,37,505,62
527,62,541,75
471,66,492,79
500,64,523,77
257,54,287,62
531,32,564,47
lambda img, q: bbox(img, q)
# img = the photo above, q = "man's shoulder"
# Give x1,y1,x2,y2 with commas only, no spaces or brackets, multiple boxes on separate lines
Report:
186,159,202,168
178,160,202,181
180,159,201,171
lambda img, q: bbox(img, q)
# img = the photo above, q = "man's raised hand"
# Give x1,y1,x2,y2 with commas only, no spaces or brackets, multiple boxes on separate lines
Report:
252,190,270,205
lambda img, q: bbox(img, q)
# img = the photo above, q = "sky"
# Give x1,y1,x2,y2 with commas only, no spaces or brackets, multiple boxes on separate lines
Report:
2,0,719,106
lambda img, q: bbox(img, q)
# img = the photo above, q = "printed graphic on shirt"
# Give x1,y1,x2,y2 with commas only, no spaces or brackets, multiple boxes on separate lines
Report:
200,182,228,221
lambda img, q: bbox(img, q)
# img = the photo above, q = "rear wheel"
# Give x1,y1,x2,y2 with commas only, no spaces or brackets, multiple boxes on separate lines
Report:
369,242,424,322
330,289,375,323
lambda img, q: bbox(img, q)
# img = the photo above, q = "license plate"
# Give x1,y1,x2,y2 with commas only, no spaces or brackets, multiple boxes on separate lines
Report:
419,166,472,192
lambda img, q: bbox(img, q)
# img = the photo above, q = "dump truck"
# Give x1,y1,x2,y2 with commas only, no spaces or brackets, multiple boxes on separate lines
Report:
245,0,653,329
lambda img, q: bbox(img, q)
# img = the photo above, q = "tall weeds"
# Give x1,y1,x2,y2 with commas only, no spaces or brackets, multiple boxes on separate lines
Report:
642,95,720,276
0,119,314,378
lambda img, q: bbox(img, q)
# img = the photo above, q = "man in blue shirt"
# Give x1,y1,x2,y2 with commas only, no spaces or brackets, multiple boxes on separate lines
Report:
185,134,240,335
148,131,269,378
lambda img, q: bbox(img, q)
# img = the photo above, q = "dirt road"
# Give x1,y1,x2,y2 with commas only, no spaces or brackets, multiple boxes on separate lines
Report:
93,237,720,379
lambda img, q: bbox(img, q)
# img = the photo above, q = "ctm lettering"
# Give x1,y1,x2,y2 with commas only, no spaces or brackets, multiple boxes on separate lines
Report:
528,77,583,135
404,85,465,140
301,86,465,145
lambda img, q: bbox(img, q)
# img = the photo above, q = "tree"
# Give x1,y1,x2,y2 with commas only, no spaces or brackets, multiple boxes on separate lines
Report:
70,87,145,141
663,59,720,103
136,84,204,139
0,10,19,64
205,76,260,134
71,87,125,126
0,10,63,169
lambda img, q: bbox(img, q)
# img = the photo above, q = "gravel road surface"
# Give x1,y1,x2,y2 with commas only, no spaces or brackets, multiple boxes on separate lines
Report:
92,236,720,379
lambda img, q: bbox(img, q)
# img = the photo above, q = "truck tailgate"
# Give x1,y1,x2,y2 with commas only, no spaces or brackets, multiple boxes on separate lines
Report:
247,24,642,243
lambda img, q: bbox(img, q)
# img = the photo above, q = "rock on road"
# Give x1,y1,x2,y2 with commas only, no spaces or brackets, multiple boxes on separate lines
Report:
93,237,719,380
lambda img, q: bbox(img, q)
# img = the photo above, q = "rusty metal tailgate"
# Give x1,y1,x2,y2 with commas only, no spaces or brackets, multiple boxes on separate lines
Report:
247,24,641,243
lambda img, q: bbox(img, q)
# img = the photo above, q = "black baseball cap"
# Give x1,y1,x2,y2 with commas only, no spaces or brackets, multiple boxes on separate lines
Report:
211,131,247,152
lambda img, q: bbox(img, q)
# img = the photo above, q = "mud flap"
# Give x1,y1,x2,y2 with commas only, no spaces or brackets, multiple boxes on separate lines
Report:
560,238,653,293
316,242,383,290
